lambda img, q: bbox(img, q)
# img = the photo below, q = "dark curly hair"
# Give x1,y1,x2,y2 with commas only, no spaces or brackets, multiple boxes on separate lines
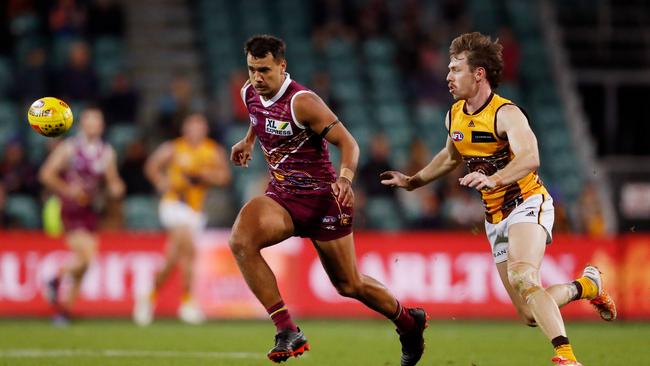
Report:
449,32,504,89
244,35,286,61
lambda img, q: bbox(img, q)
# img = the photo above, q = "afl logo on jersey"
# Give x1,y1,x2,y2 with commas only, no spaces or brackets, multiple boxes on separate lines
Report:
249,114,258,126
451,131,464,142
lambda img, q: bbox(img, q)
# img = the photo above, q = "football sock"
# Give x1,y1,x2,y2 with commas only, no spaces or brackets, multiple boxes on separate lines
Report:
391,301,415,333
573,276,598,300
267,301,298,332
552,336,577,361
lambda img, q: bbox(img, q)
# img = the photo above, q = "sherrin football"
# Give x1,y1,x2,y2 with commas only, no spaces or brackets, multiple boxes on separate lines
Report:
27,97,74,137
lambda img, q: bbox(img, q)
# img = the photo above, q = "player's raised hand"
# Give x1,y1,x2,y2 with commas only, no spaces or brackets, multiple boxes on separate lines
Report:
332,177,354,207
230,139,253,167
459,171,496,191
380,171,411,190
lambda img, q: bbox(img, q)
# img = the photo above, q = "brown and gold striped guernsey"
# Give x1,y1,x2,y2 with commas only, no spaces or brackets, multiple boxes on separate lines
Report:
448,93,549,223
163,138,219,212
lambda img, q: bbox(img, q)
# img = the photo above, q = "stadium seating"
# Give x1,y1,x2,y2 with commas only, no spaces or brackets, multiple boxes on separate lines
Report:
124,194,161,230
188,0,587,227
106,124,138,163
0,0,591,231
365,197,404,230
93,36,125,92
0,101,19,153
0,57,12,97
496,2,584,203
5,194,40,229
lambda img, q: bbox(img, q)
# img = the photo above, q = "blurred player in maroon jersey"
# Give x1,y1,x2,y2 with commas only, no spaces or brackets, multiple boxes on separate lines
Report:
40,107,125,325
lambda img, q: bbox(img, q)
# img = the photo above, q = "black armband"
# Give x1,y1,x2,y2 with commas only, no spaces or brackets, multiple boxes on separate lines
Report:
319,119,340,138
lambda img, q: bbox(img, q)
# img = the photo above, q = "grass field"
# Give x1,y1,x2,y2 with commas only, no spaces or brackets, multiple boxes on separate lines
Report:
0,319,648,365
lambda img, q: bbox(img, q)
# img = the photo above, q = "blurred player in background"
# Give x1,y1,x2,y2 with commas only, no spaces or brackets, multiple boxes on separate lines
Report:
133,113,231,325
380,32,616,366
229,35,428,365
40,106,125,325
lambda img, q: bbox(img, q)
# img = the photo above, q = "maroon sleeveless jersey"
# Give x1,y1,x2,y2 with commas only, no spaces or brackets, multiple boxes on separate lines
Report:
60,136,112,230
242,74,337,195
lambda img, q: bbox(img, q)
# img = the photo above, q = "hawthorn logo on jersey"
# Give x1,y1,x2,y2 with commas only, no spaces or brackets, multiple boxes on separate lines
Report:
265,118,293,136
451,131,464,142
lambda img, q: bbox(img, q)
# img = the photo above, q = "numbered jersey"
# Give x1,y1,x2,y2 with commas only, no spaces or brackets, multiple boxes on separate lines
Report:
242,74,336,195
449,93,548,223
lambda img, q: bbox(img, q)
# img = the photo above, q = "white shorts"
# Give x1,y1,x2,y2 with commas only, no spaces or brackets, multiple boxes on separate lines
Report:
485,194,554,264
159,200,207,234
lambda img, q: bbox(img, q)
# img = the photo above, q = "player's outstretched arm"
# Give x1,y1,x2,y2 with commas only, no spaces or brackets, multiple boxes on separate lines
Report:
381,111,462,190
459,104,539,190
293,92,358,207
145,142,173,194
104,147,125,199
230,125,255,168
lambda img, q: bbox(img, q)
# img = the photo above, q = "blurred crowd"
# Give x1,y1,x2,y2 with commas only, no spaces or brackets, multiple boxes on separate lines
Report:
0,0,606,235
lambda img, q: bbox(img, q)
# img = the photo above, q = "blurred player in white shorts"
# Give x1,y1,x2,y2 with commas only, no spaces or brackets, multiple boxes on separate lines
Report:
133,114,231,325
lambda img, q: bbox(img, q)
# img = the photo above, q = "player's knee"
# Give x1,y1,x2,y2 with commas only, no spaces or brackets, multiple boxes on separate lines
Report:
72,261,89,280
228,237,246,260
228,236,256,261
507,262,540,301
333,280,362,299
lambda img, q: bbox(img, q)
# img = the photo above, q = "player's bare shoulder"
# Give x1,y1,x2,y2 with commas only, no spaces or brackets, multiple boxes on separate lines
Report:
240,80,253,106
292,91,334,128
292,90,323,111
495,103,529,137
496,104,528,125
46,138,74,165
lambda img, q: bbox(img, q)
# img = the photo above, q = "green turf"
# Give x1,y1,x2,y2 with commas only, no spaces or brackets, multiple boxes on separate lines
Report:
0,319,647,365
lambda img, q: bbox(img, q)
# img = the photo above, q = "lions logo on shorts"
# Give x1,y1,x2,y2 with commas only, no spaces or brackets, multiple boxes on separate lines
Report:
338,214,351,226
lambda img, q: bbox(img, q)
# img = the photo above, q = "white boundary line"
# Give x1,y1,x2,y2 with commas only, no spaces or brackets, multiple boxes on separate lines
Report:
0,349,263,359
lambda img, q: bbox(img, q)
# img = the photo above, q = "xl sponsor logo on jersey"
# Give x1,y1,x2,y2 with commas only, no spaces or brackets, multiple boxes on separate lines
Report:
451,130,464,142
265,118,293,136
